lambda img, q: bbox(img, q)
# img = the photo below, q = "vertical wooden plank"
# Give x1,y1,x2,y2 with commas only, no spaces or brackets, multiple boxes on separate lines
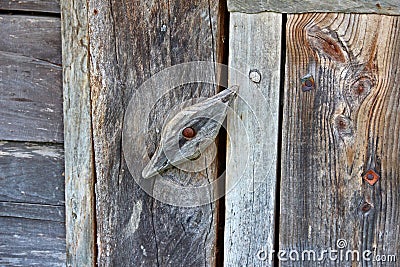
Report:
88,0,223,265
61,0,95,266
225,12,282,266
280,14,400,265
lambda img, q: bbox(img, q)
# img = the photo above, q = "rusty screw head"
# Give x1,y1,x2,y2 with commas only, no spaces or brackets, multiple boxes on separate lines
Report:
301,74,315,92
363,169,380,186
182,127,196,139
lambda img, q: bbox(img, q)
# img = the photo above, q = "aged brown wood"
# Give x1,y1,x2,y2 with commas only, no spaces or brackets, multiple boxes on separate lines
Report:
0,141,64,205
87,0,223,265
280,13,400,265
61,0,96,265
0,0,60,13
0,51,63,143
227,0,400,15
0,15,61,65
225,12,282,266
0,216,65,266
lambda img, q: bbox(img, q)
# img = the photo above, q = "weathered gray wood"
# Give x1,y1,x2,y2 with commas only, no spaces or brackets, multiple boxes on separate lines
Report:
280,13,400,266
0,51,63,143
228,0,400,15
0,201,65,222
0,0,60,13
60,0,95,266
0,216,65,266
143,88,235,179
0,141,65,205
87,0,222,265
0,15,61,65
225,12,282,266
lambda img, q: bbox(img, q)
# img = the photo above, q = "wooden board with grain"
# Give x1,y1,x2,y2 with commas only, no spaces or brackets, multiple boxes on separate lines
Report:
0,0,60,13
225,12,282,266
87,1,223,265
227,0,400,15
280,13,400,266
0,51,63,143
0,216,65,266
0,201,65,222
0,141,65,205
0,15,61,65
60,0,95,265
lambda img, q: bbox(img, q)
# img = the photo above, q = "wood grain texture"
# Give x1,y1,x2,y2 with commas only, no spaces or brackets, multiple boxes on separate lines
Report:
0,141,64,205
225,12,282,266
280,13,400,266
0,15,61,65
60,0,96,266
0,201,65,222
88,0,221,265
0,0,60,13
0,216,65,266
0,51,63,143
227,0,400,15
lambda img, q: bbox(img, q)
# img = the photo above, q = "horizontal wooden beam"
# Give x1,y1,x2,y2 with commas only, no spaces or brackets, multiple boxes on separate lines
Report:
0,141,65,205
0,0,60,13
228,0,400,15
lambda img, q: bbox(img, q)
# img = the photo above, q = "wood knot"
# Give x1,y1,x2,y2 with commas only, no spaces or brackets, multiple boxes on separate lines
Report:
334,115,353,136
360,202,373,214
352,77,373,96
307,26,346,63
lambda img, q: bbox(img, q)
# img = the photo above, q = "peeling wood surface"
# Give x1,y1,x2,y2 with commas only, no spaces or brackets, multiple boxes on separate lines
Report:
60,0,95,266
0,0,60,13
0,141,65,205
88,0,222,265
0,51,63,143
228,0,400,15
280,13,400,266
225,12,281,266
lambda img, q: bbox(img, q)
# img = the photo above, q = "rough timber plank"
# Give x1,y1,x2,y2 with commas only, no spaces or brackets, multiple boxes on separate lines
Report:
227,0,400,15
0,201,65,222
280,13,400,266
60,0,96,266
0,15,61,65
0,141,65,206
224,12,281,267
88,0,221,265
0,51,63,143
0,0,60,13
0,216,65,266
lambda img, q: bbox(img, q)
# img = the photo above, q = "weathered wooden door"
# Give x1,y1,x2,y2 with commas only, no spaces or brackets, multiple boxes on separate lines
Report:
62,0,400,266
